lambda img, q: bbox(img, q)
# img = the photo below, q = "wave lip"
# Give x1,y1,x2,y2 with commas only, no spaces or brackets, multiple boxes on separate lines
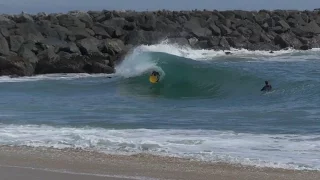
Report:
0,124,319,171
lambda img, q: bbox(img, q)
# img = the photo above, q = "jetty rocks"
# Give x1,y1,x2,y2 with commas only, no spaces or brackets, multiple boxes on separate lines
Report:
1,9,320,76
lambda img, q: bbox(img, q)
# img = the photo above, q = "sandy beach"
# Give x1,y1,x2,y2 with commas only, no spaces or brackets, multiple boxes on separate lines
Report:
0,146,319,180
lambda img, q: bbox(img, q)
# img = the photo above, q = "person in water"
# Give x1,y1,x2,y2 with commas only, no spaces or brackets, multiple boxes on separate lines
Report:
151,71,160,82
261,81,272,92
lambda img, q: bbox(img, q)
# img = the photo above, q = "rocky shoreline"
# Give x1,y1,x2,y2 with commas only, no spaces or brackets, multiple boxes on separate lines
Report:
0,9,320,76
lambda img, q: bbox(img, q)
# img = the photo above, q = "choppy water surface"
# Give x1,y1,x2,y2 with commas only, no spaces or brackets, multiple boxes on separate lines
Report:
1,42,320,170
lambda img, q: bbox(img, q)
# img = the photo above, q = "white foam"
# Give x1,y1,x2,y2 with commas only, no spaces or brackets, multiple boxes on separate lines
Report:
0,73,113,83
137,40,320,61
0,124,319,171
114,47,165,79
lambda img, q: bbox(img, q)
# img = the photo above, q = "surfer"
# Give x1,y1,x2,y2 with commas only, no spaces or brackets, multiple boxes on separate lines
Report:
261,81,272,92
149,71,160,83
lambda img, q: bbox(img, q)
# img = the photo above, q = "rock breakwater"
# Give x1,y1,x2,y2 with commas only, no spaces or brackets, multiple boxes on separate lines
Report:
0,9,320,76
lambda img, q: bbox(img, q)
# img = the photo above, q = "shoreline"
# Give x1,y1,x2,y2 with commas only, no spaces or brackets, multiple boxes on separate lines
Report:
0,9,320,76
1,145,320,180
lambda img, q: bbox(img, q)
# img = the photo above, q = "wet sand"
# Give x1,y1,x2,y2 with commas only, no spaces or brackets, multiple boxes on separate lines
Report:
0,145,319,180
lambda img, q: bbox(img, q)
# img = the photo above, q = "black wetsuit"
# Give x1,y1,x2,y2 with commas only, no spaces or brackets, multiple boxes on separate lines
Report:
261,84,272,92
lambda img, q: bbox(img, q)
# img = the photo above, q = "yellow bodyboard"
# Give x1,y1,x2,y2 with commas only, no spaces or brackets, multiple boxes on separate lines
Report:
149,75,159,84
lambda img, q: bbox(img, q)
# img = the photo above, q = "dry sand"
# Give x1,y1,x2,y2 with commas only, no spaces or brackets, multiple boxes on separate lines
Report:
0,145,319,180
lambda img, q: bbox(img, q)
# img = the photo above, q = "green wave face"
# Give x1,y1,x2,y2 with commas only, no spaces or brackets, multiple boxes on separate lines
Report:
114,51,264,99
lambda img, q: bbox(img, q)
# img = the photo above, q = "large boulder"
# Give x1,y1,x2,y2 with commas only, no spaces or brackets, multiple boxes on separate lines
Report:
0,34,10,56
125,30,166,45
99,39,125,55
9,35,24,52
74,12,94,28
136,13,156,31
183,17,212,39
67,27,91,40
0,15,16,28
57,14,85,28
58,42,81,54
17,41,39,64
0,55,34,76
92,25,111,39
0,28,10,38
15,23,44,41
76,37,102,56
274,33,303,49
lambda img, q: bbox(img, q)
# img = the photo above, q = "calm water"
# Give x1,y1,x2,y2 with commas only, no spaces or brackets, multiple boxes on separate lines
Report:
0,44,320,170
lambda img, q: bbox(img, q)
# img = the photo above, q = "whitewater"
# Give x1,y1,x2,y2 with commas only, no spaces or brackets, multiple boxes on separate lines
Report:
0,41,320,171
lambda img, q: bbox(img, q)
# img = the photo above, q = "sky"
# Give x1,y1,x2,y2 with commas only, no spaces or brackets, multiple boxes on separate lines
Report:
0,0,319,14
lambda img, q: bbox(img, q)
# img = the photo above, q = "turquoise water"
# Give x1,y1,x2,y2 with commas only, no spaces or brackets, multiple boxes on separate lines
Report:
0,43,320,170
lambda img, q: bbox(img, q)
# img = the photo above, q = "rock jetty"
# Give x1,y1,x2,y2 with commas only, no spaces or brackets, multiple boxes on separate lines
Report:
0,9,320,76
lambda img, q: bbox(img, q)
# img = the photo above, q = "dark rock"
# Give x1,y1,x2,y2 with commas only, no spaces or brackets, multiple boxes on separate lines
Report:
288,13,307,26
309,35,320,48
249,33,261,43
226,36,248,49
137,14,156,31
208,22,221,36
99,39,125,55
37,46,60,63
300,21,320,34
216,22,232,35
9,35,24,52
183,18,212,39
219,37,230,49
15,23,44,41
287,18,297,27
300,44,311,50
103,18,128,29
50,25,72,40
247,43,280,51
58,42,81,54
15,13,34,23
92,26,111,38
0,55,34,76
68,27,91,40
276,20,290,31
260,33,272,43
274,33,302,49
86,28,95,36
76,37,102,56
0,35,10,56
75,12,94,28
254,11,270,25
272,26,286,34
194,40,209,49
207,36,220,47
91,62,114,73
0,15,16,28
17,41,39,63
0,28,10,38
230,30,242,37
237,26,252,38
125,30,166,45
57,14,86,28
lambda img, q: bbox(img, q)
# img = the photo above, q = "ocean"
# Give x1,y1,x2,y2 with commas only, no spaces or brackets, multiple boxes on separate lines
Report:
1,42,320,171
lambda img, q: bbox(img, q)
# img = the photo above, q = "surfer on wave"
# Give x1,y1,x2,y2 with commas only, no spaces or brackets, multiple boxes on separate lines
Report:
261,81,272,92
149,71,160,83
